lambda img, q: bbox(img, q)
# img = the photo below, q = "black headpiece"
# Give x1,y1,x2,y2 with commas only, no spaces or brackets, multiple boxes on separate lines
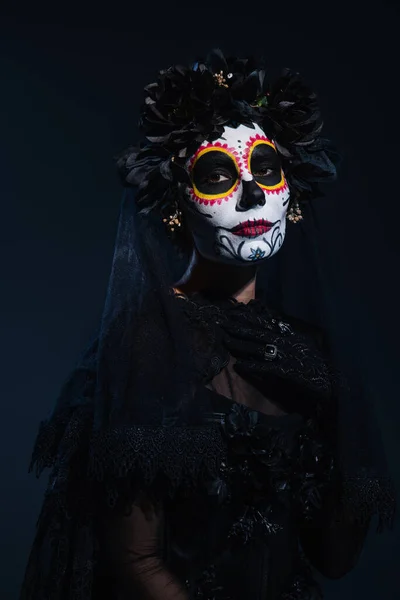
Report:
115,48,338,238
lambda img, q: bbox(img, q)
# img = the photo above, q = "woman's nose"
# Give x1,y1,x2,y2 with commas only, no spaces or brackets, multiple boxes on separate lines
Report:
236,179,265,211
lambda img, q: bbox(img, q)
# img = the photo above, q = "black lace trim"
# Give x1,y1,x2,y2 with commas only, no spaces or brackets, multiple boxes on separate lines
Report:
22,408,227,600
29,405,227,510
336,473,397,532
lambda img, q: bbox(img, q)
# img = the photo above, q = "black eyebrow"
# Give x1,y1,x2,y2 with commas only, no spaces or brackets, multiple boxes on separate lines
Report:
251,143,280,164
251,144,277,156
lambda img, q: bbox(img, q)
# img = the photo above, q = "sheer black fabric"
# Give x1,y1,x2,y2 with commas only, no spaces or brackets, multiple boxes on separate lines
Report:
95,298,373,599
20,188,396,600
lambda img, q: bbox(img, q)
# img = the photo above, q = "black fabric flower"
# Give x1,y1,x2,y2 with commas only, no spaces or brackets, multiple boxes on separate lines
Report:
225,402,259,439
268,70,323,148
139,49,267,149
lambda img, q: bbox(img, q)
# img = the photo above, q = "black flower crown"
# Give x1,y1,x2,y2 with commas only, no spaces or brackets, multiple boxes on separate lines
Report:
115,49,339,226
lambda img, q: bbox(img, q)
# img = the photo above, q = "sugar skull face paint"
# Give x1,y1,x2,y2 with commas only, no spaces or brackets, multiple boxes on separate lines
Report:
181,122,290,265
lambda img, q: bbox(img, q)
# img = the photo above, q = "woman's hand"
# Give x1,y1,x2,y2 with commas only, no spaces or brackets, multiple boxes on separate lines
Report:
101,496,190,600
220,310,332,401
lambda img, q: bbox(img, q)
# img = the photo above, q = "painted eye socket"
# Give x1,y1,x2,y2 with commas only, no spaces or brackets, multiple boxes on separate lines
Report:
191,150,239,200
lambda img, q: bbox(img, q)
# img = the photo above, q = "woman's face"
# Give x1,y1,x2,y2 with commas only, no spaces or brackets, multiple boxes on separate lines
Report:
181,122,290,265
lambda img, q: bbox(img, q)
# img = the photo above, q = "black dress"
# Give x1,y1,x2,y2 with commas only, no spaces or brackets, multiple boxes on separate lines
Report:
96,293,369,600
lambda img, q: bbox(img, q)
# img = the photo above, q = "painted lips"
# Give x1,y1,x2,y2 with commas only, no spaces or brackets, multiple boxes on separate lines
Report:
230,219,274,238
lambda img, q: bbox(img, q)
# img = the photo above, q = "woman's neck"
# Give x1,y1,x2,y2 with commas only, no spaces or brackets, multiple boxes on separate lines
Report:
173,249,258,304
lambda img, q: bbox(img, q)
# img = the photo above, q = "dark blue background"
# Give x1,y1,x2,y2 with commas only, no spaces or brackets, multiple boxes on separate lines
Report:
1,2,399,598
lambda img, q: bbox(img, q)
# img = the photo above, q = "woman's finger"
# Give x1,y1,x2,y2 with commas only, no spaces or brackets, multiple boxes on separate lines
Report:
222,322,277,344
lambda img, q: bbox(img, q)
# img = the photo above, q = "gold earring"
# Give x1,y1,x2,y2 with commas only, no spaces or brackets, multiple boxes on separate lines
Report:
163,208,182,233
286,199,303,223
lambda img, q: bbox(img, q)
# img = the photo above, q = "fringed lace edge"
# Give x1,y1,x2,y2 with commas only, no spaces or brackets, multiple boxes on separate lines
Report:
339,474,397,533
29,405,227,510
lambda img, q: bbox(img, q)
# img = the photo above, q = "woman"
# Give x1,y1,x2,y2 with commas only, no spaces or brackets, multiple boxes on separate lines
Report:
20,49,396,600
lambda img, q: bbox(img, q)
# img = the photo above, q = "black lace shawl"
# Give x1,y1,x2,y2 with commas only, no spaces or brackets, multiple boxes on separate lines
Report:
20,188,396,600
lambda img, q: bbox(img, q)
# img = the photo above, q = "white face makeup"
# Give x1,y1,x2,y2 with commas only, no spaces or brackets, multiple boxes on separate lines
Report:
181,122,290,265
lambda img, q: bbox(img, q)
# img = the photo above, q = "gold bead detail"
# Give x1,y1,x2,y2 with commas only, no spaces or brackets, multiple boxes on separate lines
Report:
213,70,229,88
287,202,303,223
163,209,182,232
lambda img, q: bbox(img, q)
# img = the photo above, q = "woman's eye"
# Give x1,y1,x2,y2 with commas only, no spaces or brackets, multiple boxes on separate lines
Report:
253,167,276,177
206,172,230,184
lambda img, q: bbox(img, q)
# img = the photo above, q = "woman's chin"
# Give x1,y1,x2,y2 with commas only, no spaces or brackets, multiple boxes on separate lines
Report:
203,237,285,265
